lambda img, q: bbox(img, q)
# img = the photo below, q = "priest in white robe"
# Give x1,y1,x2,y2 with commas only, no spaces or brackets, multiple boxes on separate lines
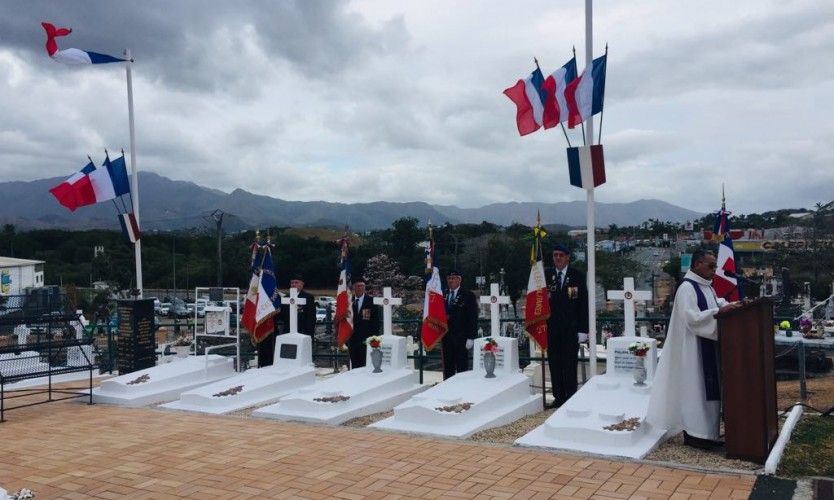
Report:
646,249,740,447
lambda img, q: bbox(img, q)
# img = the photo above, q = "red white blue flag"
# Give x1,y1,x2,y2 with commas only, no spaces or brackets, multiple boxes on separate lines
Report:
566,145,606,189
503,67,547,136
334,233,354,347
711,203,740,301
42,22,125,65
49,155,131,211
119,213,140,243
542,57,578,129
565,54,607,129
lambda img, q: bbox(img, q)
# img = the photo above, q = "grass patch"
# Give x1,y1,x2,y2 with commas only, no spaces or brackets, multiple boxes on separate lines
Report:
778,415,834,478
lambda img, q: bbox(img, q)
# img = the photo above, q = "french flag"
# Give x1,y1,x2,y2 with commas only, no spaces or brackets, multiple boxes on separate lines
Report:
713,215,741,301
565,54,607,129
503,67,547,136
541,57,578,129
566,145,606,189
119,213,141,243
254,247,280,335
49,155,131,211
42,22,125,65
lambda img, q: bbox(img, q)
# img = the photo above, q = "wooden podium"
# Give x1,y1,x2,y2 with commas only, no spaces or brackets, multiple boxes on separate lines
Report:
717,298,778,463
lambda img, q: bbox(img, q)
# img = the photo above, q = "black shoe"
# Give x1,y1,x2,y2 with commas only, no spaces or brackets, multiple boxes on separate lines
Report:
683,431,723,450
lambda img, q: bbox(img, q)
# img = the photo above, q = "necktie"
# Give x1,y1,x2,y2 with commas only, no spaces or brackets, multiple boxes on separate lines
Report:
557,271,563,290
449,291,455,305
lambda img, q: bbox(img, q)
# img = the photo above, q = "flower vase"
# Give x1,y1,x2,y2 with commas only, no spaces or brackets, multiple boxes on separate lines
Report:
370,347,383,373
633,356,647,386
483,351,496,378
174,345,190,358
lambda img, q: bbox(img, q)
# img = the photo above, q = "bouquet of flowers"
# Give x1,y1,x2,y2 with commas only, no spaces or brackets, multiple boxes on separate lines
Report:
365,335,382,349
799,317,813,333
482,337,500,352
779,320,792,331
173,335,193,347
628,342,650,358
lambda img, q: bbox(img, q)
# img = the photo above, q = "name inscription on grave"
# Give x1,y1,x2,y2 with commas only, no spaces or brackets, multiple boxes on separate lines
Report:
280,344,298,360
479,350,505,370
379,345,392,365
612,347,640,373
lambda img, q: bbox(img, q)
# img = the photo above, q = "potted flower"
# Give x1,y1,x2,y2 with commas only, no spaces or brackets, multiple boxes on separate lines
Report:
365,335,383,373
779,320,793,337
173,335,192,358
628,342,650,386
799,317,813,336
482,337,500,378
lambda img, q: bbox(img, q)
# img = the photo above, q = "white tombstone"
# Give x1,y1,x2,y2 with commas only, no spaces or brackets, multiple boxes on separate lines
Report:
607,278,652,337
203,306,230,335
371,335,540,438
373,287,401,336
162,333,315,415
480,283,510,337
282,288,306,334
253,334,426,425
515,336,664,458
14,324,30,346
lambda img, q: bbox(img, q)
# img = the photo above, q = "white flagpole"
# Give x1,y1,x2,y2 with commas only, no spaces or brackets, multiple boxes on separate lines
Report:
584,0,598,376
124,48,143,297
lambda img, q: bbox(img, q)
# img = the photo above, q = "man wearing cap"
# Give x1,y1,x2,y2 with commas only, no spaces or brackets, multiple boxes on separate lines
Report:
281,273,317,338
348,277,380,369
547,244,589,407
443,270,479,379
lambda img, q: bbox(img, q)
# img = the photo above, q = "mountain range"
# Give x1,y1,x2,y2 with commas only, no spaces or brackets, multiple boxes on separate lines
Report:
0,173,703,232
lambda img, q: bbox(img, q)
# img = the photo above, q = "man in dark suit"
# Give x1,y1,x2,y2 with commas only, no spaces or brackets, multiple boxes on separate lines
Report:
347,277,380,369
281,273,316,338
442,270,479,380
547,244,589,407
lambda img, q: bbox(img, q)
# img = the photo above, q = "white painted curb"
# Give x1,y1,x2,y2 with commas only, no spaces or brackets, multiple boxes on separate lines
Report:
764,404,804,474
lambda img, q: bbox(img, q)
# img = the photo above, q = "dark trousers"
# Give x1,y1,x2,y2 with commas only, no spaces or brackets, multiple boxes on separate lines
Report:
348,337,366,369
441,336,469,380
547,330,578,405
256,332,276,367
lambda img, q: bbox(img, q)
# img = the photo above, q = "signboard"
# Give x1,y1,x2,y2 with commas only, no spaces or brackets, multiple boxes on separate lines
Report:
680,253,692,274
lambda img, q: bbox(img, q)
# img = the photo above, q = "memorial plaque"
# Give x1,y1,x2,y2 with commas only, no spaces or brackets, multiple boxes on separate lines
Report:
279,343,298,360
379,344,393,365
116,298,156,374
478,350,506,370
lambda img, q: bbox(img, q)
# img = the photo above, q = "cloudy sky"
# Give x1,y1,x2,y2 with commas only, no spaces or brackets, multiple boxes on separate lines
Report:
1,0,832,215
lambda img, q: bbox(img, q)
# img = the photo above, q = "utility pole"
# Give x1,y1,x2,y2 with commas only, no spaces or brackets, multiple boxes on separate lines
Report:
211,210,224,286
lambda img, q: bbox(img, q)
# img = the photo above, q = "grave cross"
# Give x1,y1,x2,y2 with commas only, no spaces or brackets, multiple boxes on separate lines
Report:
281,287,307,334
606,277,652,337
373,287,402,336
480,283,510,337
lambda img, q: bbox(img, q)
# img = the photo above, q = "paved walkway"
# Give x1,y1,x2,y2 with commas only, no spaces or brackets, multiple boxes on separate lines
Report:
0,395,755,499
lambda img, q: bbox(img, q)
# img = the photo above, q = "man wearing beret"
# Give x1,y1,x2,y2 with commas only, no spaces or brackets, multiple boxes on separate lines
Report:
281,272,317,339
442,270,479,379
547,244,589,407
348,276,380,369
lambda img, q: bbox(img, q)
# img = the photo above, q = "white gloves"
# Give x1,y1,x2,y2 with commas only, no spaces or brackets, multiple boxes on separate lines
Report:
466,339,474,350
577,332,589,343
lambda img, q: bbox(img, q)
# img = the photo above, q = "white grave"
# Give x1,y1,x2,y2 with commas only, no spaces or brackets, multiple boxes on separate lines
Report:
371,336,541,438
607,278,652,337
515,336,665,458
0,351,51,378
161,333,315,414
481,283,510,336
91,354,235,407
253,334,426,425
14,324,30,345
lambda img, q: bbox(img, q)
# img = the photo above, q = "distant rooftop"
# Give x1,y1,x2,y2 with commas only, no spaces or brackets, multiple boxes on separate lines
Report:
0,256,45,267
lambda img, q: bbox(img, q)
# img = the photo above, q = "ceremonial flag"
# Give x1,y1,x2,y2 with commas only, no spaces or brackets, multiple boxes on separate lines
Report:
503,67,547,136
104,155,132,197
118,212,140,243
524,225,550,350
565,54,607,128
334,233,354,347
42,22,126,65
421,266,448,351
711,199,740,301
241,242,260,339
254,247,280,335
48,160,96,211
542,57,578,129
566,144,606,189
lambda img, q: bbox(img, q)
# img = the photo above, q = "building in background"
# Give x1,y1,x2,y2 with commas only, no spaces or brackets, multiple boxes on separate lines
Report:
0,257,45,295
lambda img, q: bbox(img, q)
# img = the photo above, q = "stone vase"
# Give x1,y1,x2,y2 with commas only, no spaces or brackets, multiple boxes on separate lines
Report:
174,345,190,358
370,348,383,373
633,356,647,386
484,351,496,378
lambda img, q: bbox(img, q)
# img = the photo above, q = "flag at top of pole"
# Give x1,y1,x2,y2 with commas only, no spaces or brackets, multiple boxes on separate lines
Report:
712,189,741,302
42,22,126,65
565,53,607,129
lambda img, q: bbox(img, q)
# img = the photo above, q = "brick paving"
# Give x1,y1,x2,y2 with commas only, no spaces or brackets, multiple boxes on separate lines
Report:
0,393,756,499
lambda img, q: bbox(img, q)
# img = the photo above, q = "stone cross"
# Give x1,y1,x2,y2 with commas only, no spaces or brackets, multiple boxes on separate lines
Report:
480,283,510,337
281,287,307,334
373,287,402,336
607,277,652,337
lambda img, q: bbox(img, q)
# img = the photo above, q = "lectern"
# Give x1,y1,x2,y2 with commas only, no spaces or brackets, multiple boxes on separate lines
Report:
717,298,778,463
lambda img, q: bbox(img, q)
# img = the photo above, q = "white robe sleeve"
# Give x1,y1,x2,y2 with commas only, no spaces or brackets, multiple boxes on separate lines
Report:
678,284,720,341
